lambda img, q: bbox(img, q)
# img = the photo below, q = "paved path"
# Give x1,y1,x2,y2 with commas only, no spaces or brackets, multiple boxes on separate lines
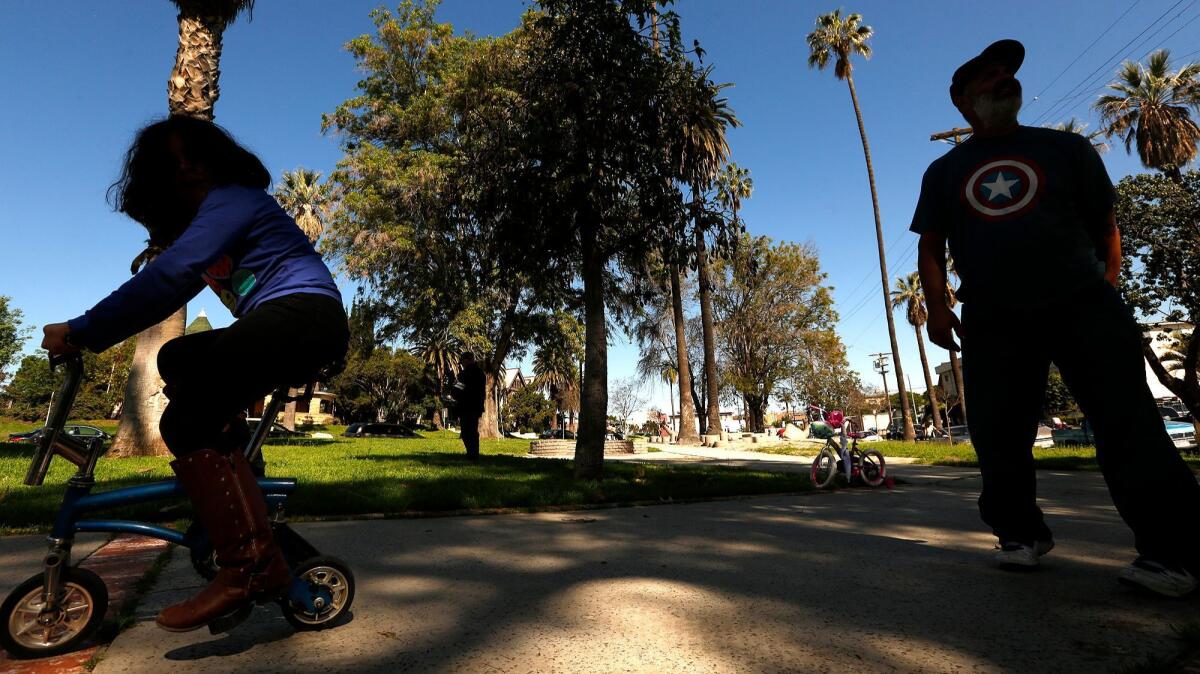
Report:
92,465,1197,674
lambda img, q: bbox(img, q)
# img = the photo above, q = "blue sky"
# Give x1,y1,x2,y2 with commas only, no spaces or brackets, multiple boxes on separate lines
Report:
2,0,1198,412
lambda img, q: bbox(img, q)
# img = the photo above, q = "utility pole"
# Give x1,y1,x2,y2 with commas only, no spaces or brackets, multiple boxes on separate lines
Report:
929,127,970,428
872,353,894,428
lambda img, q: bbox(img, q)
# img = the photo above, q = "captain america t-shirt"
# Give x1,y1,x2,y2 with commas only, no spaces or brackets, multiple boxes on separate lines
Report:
909,126,1116,306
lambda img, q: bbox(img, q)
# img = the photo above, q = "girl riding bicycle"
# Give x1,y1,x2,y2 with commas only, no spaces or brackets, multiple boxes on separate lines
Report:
40,116,349,633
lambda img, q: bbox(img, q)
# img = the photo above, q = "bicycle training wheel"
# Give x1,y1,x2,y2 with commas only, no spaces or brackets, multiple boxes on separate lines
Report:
810,446,839,489
859,449,886,487
0,568,108,659
280,556,355,631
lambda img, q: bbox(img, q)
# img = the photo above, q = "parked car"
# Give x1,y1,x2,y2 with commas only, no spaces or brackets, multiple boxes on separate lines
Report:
7,425,111,444
342,422,417,439
539,429,576,440
1053,419,1196,450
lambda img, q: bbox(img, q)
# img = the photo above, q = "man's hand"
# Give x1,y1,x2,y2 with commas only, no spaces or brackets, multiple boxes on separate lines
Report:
926,308,963,352
41,322,80,356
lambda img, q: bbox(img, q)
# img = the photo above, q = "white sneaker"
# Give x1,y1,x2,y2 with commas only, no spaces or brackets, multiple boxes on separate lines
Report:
1119,558,1197,598
995,540,1055,569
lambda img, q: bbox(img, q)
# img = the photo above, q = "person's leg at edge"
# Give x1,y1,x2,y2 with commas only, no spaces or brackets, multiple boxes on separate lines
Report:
154,294,348,631
1051,283,1200,594
462,416,481,460
962,302,1054,564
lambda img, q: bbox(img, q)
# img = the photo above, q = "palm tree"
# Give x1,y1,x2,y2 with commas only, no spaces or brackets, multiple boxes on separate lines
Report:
717,163,753,223
1094,49,1200,181
1046,118,1109,154
944,257,967,426
110,0,256,457
275,168,333,242
631,283,683,435
413,330,460,430
891,272,943,432
678,65,739,439
534,345,579,433
807,8,915,441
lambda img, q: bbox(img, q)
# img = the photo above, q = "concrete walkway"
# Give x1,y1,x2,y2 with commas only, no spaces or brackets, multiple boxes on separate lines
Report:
91,465,1196,674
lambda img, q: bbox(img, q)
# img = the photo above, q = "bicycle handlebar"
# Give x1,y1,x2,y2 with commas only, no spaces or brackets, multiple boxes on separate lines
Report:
25,354,89,486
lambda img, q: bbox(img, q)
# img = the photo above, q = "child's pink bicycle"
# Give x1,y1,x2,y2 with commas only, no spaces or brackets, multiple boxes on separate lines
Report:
810,409,887,489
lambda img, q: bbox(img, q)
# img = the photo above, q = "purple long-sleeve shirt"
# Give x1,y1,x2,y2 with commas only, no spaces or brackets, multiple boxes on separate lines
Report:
68,184,341,352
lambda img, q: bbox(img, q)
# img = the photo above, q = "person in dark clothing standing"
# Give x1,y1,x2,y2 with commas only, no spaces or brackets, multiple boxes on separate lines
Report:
911,40,1200,597
453,352,487,460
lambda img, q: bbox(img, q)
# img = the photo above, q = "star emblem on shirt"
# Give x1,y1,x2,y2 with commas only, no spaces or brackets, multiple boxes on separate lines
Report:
981,172,1020,201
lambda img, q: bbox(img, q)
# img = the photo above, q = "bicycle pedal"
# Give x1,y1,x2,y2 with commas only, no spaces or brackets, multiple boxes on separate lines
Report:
207,603,253,635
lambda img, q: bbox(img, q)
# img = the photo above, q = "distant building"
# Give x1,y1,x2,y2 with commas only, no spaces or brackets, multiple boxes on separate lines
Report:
185,309,212,335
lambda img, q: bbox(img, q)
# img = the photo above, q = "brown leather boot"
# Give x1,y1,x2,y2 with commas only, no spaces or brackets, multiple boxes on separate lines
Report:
157,449,291,632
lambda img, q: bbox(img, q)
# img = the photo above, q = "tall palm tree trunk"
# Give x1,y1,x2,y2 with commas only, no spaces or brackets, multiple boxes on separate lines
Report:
114,6,239,457
845,74,915,441
670,264,700,443
695,227,722,438
949,351,967,425
575,220,608,479
167,10,228,121
914,326,942,430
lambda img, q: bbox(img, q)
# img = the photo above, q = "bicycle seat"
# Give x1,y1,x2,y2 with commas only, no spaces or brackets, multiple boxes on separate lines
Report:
282,358,345,390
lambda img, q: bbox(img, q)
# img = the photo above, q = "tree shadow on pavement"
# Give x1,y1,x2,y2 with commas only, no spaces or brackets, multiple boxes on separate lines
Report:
126,473,1198,673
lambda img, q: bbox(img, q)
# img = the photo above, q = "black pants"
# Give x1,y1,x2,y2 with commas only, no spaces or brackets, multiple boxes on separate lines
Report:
460,416,480,459
158,293,349,458
963,281,1200,568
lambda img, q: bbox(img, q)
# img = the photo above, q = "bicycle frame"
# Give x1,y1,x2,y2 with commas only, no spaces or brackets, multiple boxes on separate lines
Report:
25,354,300,613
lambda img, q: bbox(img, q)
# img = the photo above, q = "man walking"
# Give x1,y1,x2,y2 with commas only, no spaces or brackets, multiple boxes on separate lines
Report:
912,39,1200,596
453,352,486,461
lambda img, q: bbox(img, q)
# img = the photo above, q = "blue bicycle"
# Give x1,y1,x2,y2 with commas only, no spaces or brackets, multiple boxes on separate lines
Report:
0,354,355,659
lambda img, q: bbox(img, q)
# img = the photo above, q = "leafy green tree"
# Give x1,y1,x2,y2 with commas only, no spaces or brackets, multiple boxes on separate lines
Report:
807,8,914,441
1095,50,1200,181
505,385,555,433
1043,371,1077,419
712,234,841,431
1114,170,1200,421
4,355,59,421
509,0,689,477
0,296,30,390
891,272,943,430
608,377,647,434
322,1,570,440
331,347,426,424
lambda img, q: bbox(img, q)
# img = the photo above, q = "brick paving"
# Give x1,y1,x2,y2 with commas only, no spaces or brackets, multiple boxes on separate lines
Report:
0,535,170,674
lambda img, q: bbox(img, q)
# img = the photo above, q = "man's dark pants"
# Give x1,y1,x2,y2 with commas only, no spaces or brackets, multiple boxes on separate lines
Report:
460,417,481,459
963,281,1200,569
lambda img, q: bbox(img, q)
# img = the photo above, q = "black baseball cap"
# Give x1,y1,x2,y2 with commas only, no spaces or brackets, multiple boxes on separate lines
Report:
950,39,1024,98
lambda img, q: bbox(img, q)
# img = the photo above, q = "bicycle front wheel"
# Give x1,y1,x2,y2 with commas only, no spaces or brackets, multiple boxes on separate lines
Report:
811,447,839,489
859,449,886,487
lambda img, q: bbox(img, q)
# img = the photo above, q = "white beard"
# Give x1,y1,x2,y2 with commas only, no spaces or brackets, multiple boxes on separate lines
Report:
973,91,1022,130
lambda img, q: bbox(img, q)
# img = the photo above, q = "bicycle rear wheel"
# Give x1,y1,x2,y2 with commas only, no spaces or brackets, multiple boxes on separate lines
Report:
810,446,839,489
859,449,886,487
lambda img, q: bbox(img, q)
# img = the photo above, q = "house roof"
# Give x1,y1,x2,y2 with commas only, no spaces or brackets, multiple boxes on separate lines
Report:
503,367,525,390
185,309,212,335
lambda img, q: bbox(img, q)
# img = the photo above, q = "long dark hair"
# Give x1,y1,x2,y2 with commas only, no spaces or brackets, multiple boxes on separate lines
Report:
108,116,270,245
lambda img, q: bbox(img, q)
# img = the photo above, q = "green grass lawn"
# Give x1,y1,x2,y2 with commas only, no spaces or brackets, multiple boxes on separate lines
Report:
0,431,810,535
753,438,1200,472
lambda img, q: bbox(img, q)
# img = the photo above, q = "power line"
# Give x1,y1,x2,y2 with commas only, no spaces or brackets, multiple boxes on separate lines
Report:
1030,0,1193,126
1028,0,1145,106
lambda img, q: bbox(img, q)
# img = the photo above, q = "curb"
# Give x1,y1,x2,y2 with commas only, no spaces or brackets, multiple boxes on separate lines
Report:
0,535,171,674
